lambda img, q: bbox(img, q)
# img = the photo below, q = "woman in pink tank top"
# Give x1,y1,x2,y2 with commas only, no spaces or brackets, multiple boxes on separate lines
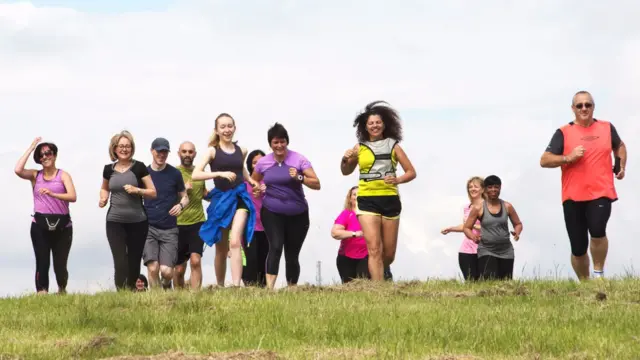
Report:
14,137,77,294
441,176,485,281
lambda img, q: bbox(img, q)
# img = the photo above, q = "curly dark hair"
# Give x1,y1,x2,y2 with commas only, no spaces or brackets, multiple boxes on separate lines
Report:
353,101,403,143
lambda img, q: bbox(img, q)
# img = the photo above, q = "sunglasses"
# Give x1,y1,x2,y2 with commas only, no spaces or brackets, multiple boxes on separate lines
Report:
575,102,593,109
40,150,54,159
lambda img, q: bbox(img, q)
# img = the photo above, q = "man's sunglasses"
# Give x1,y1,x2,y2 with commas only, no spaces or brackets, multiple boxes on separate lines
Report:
575,102,593,109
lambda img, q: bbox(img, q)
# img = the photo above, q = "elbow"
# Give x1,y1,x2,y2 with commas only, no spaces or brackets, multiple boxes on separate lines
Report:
148,189,157,199
69,195,77,203
330,231,340,240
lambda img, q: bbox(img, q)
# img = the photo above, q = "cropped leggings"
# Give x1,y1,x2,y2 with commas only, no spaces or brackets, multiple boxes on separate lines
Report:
261,207,310,285
30,223,73,292
106,220,148,290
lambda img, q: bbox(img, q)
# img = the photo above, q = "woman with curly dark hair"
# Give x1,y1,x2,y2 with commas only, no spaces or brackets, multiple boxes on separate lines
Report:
340,101,417,281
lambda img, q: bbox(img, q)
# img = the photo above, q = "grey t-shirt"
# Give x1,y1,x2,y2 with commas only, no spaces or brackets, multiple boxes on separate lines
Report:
477,199,514,259
103,161,149,223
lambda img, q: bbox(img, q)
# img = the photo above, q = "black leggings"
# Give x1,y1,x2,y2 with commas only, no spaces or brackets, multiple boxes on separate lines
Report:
30,223,73,292
478,255,514,281
106,220,148,290
336,254,370,283
458,253,479,281
261,207,310,284
242,231,269,287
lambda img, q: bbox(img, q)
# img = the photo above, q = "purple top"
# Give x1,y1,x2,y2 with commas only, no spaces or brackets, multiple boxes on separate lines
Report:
254,150,312,216
33,169,71,225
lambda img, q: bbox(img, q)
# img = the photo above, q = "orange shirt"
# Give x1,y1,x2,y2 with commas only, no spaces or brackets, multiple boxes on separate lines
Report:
560,120,617,203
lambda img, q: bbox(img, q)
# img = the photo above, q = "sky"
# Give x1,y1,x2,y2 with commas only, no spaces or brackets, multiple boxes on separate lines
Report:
1,0,639,297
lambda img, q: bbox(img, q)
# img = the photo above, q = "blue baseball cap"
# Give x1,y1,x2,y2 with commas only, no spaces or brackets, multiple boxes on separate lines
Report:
151,137,170,151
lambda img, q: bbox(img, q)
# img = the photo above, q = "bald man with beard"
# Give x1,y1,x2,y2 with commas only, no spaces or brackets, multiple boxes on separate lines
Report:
174,141,209,289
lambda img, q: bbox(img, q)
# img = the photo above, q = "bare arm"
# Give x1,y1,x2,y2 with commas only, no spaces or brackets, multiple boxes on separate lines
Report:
202,185,210,202
301,167,321,190
49,171,77,202
139,175,157,199
99,179,110,207
331,224,363,240
14,138,40,182
506,202,523,240
340,144,359,176
540,152,570,168
463,205,482,241
393,144,416,184
192,148,222,181
241,147,260,188
615,141,627,170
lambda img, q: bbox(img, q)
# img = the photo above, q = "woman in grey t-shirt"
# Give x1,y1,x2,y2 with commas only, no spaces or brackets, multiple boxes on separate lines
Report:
99,130,157,290
463,175,523,280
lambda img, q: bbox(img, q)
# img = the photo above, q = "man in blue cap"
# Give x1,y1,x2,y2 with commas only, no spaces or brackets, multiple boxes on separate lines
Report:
142,137,189,289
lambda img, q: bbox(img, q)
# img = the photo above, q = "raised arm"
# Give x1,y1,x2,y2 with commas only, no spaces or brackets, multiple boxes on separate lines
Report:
340,144,359,176
14,137,41,183
393,144,416,184
463,205,482,242
506,201,523,241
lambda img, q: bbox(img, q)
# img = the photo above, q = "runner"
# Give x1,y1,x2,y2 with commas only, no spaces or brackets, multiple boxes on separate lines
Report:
241,149,269,287
340,101,417,281
193,113,259,287
251,122,321,289
331,186,370,283
142,137,189,289
540,90,626,280
441,176,484,281
101,130,157,291
463,175,523,281
14,137,77,294
173,141,209,290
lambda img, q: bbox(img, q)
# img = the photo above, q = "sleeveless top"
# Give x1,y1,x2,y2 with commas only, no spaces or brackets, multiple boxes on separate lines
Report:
32,169,71,224
209,143,244,191
477,200,513,259
559,120,617,203
357,138,398,196
459,204,480,254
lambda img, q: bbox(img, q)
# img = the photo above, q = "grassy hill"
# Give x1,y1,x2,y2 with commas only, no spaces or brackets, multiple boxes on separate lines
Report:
1,278,639,359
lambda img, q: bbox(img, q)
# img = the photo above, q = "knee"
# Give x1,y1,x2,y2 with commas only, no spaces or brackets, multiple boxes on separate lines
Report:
147,262,159,273
367,246,383,260
229,237,242,250
383,253,395,265
190,255,202,269
160,266,173,278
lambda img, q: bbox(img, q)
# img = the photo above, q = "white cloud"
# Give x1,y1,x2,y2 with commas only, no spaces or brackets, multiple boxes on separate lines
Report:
1,0,639,296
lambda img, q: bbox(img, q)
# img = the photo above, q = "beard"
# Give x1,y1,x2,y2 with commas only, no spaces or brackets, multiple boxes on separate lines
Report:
180,157,193,166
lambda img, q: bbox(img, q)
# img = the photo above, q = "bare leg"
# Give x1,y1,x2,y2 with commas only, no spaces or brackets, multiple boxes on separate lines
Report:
381,217,400,268
358,215,383,281
215,232,229,286
189,253,202,289
146,261,160,288
229,210,249,287
173,262,187,289
590,236,608,276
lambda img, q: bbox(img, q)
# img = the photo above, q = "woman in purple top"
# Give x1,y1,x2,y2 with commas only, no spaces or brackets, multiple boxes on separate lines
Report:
14,137,77,294
241,149,269,287
251,123,321,289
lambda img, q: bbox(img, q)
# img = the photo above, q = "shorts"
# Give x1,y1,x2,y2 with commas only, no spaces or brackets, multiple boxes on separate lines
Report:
562,197,612,257
143,225,179,267
176,222,205,265
236,198,248,212
356,195,402,219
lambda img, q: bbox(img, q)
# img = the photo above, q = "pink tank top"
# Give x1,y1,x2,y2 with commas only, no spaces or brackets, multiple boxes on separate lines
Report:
32,170,71,224
459,204,479,254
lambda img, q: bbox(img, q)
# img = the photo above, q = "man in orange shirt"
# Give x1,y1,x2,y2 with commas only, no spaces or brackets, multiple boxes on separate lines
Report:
540,91,627,280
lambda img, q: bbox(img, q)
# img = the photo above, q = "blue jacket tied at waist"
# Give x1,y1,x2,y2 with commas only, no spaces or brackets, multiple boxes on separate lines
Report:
199,183,256,247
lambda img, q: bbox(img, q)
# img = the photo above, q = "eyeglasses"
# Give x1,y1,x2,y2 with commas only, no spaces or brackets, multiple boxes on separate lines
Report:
40,150,53,159
575,102,593,109
117,145,132,150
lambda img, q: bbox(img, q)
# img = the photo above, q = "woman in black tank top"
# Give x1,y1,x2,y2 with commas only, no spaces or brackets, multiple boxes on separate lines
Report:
193,113,260,287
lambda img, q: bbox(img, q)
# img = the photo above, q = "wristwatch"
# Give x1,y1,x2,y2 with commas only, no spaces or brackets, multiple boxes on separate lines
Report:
179,203,184,210
297,174,304,182
351,232,356,237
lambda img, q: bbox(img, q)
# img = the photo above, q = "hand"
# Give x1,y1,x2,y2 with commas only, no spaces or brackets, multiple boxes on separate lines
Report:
441,227,451,235
616,168,625,180
511,231,520,241
218,171,236,182
567,145,585,163
169,204,183,217
471,234,481,243
99,197,108,208
30,137,42,151
185,181,192,191
123,184,139,195
383,175,398,184
38,188,52,196
289,167,298,178
343,148,356,160
355,230,364,237
253,183,266,197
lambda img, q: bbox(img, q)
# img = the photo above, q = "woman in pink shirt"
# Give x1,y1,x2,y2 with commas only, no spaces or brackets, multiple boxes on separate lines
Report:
441,176,484,281
241,149,269,287
331,186,369,283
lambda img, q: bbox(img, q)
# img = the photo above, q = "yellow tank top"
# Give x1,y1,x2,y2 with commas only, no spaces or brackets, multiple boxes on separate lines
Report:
358,138,399,196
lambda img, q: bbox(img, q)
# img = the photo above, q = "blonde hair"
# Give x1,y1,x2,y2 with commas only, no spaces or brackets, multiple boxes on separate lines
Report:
466,176,484,202
109,130,136,162
344,186,358,210
208,113,235,148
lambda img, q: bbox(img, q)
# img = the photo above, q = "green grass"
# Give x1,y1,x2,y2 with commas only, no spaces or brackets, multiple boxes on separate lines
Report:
2,278,640,359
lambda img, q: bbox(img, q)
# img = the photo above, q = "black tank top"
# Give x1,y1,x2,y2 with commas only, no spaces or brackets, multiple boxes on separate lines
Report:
209,144,244,191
